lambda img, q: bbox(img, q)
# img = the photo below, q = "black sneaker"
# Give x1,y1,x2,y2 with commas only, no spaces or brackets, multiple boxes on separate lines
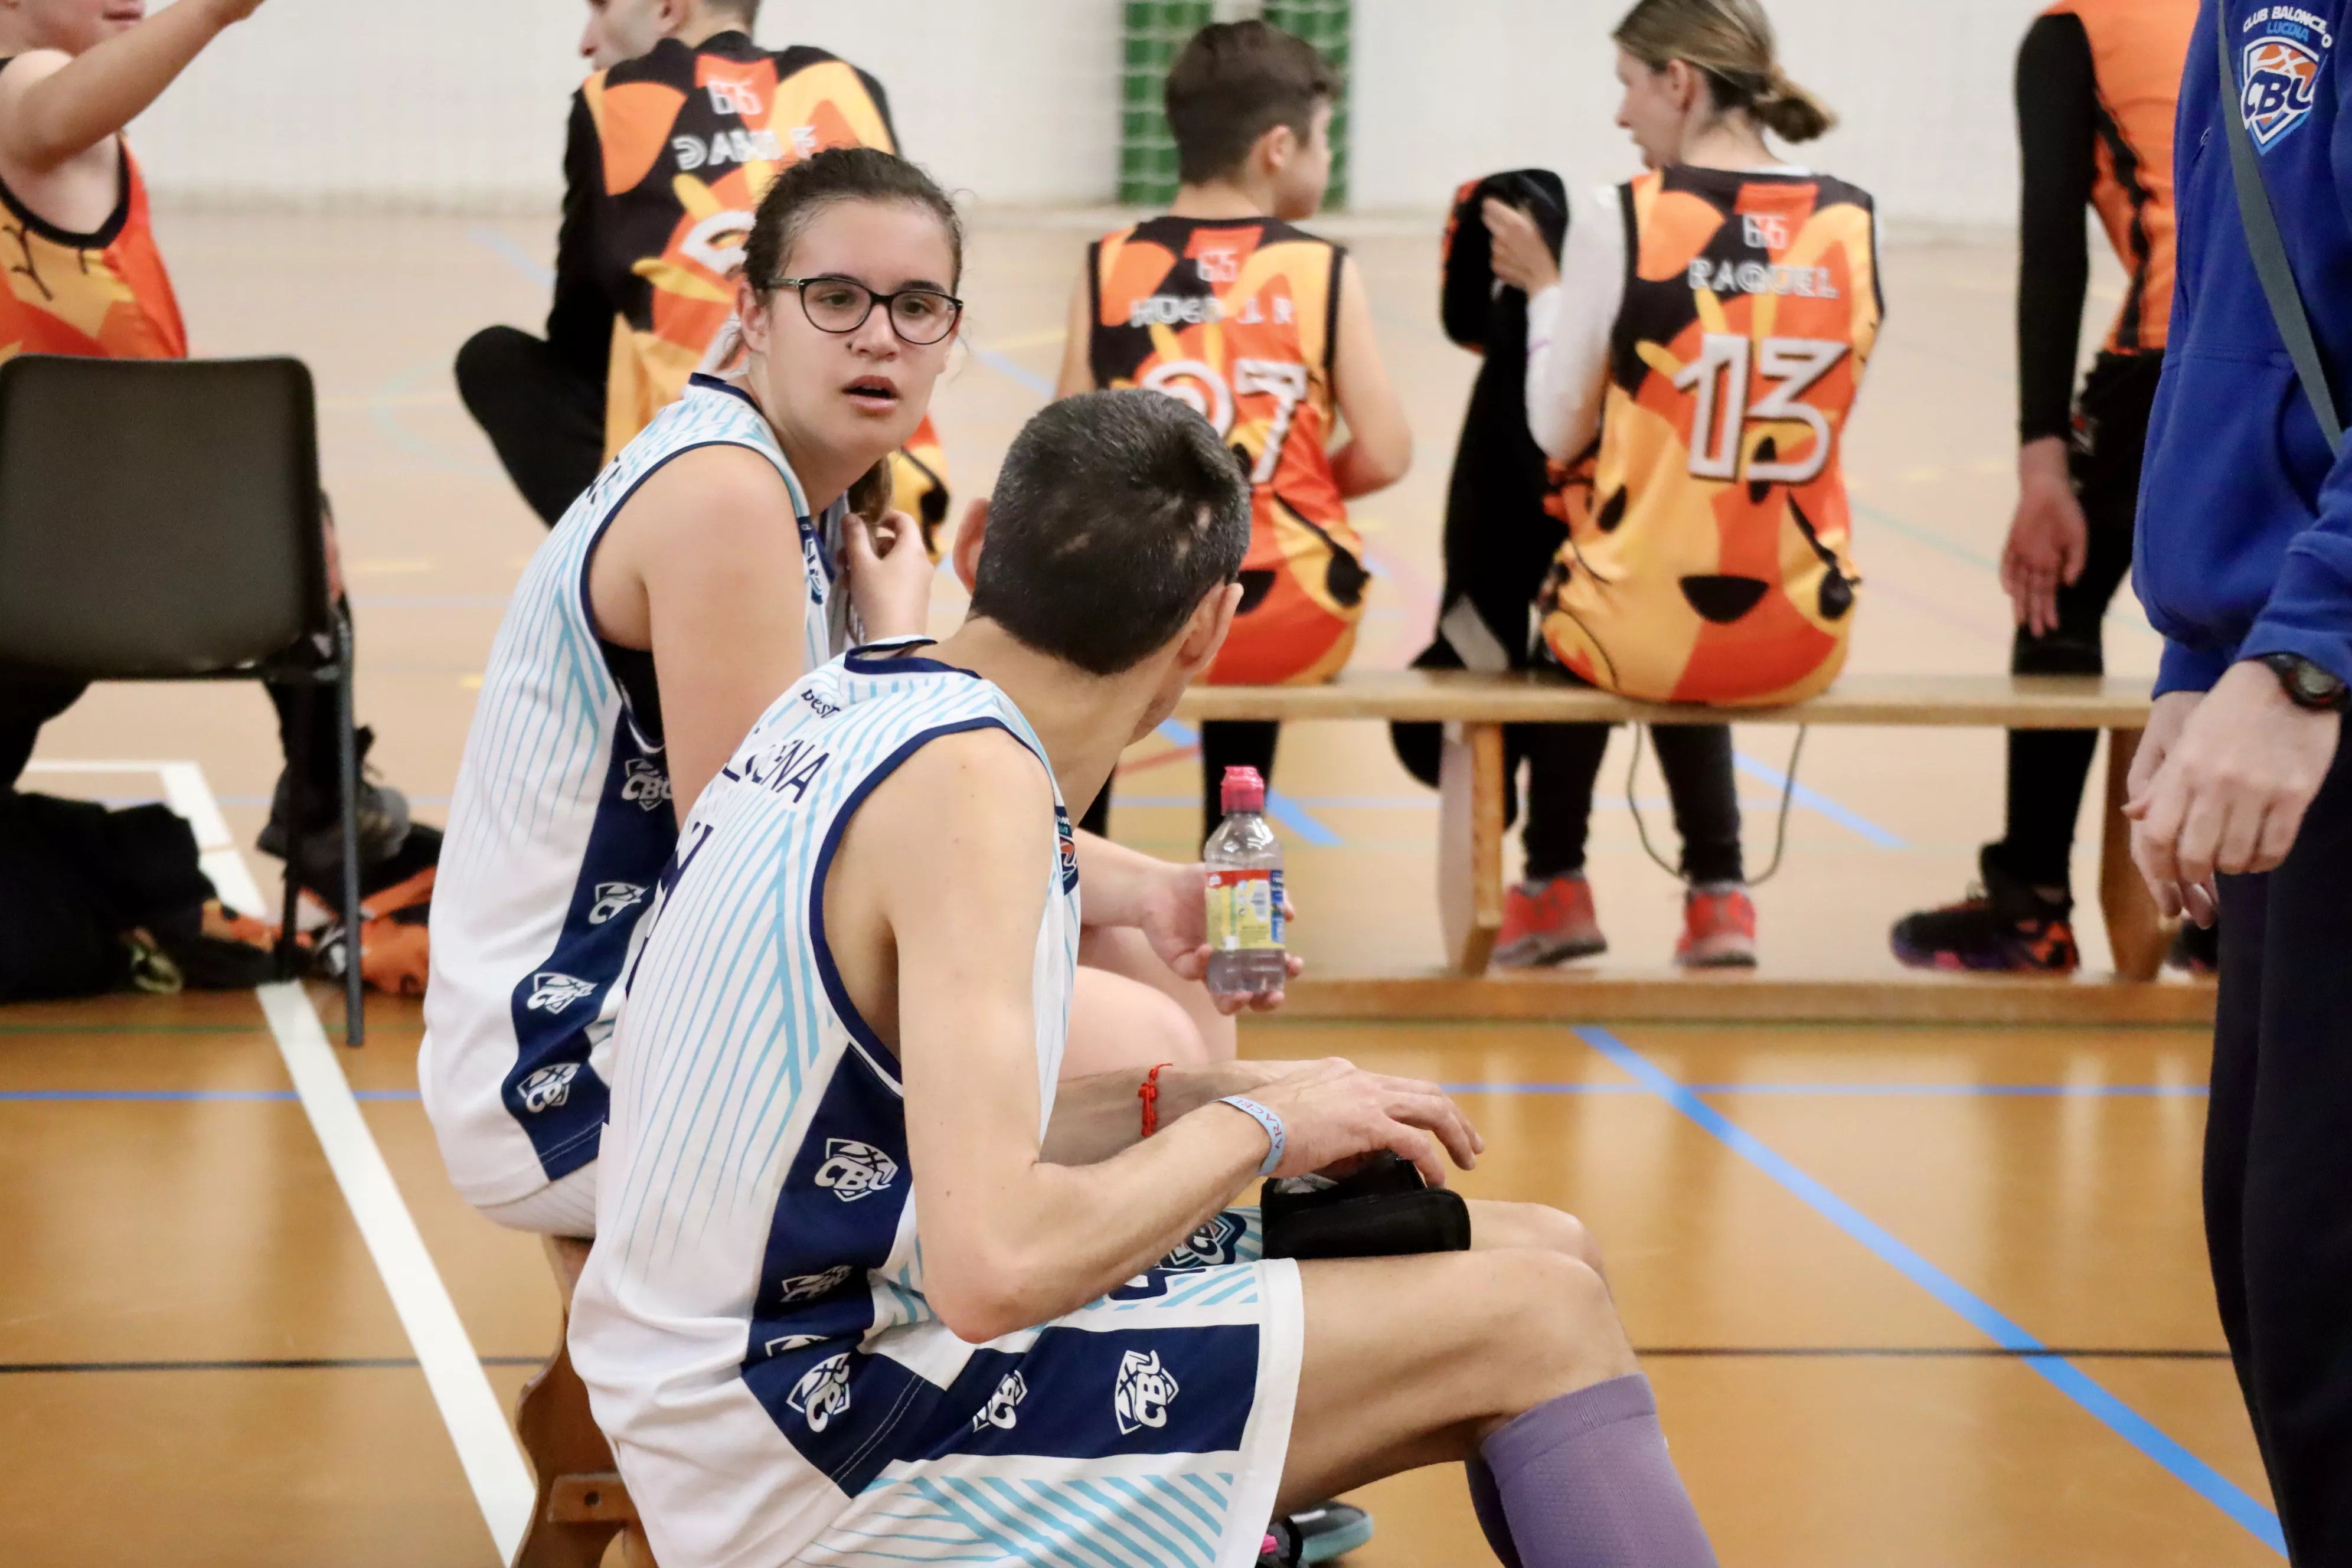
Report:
1255,1520,1304,1568
1291,1501,1374,1563
1890,849,2077,974
256,724,412,896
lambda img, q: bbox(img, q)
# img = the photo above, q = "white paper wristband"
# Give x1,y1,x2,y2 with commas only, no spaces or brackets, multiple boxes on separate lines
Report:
1219,1095,1287,1177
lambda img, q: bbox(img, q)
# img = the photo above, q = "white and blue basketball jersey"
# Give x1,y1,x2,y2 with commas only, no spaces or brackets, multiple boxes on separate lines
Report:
421,373,848,1210
572,645,1105,1566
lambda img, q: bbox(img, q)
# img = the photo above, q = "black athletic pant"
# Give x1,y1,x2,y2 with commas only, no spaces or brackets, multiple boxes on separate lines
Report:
1519,721,1744,887
1991,351,2159,891
2207,731,2352,1563
456,325,607,528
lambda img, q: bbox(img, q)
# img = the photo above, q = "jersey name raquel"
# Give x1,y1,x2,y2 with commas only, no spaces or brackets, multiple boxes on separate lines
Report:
1090,215,1364,685
1542,165,1881,706
0,60,185,365
574,647,1082,1563
420,374,844,1210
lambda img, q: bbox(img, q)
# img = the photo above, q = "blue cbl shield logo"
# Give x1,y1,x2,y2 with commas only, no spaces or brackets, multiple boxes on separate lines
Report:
2245,34,2325,151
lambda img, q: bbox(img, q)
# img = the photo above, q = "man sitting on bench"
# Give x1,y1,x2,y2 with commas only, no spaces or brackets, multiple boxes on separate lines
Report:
571,390,1718,1568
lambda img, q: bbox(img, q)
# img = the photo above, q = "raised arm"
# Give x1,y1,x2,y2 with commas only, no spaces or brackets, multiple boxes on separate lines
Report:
865,730,1481,1342
1489,188,1622,462
0,0,262,174
1327,252,1413,498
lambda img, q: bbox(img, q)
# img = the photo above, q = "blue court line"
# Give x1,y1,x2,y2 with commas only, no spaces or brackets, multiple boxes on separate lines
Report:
1732,749,1907,850
1152,719,1340,847
1441,1082,2208,1097
966,339,1055,400
0,1089,422,1103
1573,1025,2285,1554
468,225,556,289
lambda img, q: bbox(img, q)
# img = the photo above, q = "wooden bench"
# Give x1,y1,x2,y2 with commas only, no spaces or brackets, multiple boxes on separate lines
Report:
1175,671,2200,1023
512,1238,648,1568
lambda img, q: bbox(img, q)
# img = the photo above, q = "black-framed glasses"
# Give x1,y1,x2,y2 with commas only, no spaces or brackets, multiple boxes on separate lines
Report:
773,275,963,345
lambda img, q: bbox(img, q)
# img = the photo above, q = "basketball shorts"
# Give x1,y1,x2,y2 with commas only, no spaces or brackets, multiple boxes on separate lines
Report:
782,1208,1303,1568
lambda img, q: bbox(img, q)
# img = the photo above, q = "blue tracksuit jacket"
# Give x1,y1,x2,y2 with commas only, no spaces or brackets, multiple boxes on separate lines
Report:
2139,0,2352,694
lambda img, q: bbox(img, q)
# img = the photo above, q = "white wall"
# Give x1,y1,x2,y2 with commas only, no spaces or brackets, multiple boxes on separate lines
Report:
131,0,2050,227
1351,0,2051,227
130,0,1119,210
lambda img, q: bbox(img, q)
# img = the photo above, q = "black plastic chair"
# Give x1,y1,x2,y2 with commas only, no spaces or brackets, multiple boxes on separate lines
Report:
0,354,365,1046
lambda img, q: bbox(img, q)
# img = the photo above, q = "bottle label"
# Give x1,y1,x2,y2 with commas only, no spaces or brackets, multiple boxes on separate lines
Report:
1206,868,1284,951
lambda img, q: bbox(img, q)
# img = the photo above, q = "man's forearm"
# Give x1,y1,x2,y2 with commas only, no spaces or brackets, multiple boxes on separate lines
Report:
925,1101,1275,1342
1040,1061,1275,1166
1071,828,1176,929
3,1,238,169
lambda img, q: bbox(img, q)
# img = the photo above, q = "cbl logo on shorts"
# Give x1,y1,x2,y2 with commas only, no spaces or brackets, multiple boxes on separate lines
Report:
787,1353,854,1433
1056,808,1080,894
813,1138,899,1201
1113,1349,1181,1435
2243,10,2335,153
1162,1212,1243,1270
588,881,648,927
517,1061,581,1113
972,1370,1028,1432
527,972,599,1014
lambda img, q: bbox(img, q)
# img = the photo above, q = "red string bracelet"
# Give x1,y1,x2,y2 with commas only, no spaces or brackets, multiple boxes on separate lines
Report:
1139,1063,1173,1138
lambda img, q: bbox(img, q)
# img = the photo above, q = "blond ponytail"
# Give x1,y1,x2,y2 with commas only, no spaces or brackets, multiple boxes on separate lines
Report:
1750,64,1835,143
1613,0,1835,143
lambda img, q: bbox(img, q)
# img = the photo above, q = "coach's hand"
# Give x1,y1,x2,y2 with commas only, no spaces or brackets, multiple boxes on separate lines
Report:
1237,1058,1483,1188
2128,663,2340,925
2001,437,2086,638
844,507,935,642
1141,861,1305,1014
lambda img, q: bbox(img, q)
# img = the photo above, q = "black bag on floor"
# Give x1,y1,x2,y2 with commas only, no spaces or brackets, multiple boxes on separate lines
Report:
0,790,269,1001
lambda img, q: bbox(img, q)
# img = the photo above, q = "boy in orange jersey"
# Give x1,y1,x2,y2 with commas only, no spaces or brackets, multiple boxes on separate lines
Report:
0,0,428,935
459,0,948,544
1056,20,1410,845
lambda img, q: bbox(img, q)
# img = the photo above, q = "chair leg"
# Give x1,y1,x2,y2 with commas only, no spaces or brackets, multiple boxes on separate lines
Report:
276,675,309,982
334,618,365,1047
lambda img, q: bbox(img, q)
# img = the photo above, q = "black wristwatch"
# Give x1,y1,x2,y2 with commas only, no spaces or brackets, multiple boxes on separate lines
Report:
2258,652,2351,713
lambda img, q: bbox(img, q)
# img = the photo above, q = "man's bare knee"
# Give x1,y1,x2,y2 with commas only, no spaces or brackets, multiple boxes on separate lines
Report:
1476,1249,1635,1417
1475,1201,1605,1275
1064,968,1211,1074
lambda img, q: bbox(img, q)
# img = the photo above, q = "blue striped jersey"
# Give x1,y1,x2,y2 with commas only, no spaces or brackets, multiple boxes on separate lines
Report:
571,643,1083,1566
421,373,848,1209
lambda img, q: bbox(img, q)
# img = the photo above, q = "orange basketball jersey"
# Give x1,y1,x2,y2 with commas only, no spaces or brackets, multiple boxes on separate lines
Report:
0,74,186,365
2044,0,2193,352
581,37,896,457
1541,166,1880,706
1089,215,1362,686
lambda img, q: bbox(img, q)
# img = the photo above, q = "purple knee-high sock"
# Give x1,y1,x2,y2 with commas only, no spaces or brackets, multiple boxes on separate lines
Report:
1466,1456,1523,1568
1478,1373,1717,1568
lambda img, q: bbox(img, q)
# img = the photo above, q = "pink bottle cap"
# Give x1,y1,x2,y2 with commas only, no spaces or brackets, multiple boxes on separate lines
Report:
1220,766,1266,814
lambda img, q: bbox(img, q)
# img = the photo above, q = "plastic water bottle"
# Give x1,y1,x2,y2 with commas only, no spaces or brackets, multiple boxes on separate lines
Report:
1204,766,1286,997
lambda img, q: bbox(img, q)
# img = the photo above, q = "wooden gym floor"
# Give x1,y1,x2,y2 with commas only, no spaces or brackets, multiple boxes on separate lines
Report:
1,211,2271,1564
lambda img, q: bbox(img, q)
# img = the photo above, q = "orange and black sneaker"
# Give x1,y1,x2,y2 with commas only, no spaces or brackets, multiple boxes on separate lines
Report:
1891,852,2077,974
1495,873,1606,968
1675,883,1758,968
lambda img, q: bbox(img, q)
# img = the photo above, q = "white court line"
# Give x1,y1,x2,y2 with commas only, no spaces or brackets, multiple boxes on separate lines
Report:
37,759,535,1559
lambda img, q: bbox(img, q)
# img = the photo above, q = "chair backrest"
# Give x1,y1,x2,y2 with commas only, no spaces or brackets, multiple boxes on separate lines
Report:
0,354,328,678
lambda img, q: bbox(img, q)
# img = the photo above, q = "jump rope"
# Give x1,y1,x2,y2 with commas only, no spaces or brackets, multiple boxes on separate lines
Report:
1619,722,1810,888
